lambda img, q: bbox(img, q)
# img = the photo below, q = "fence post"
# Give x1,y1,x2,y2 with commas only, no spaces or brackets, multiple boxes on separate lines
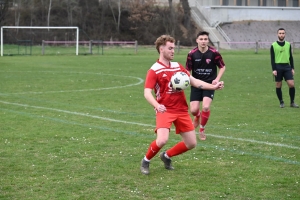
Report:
255,41,258,54
89,40,93,54
42,40,44,55
177,40,180,54
135,40,138,54
216,41,220,51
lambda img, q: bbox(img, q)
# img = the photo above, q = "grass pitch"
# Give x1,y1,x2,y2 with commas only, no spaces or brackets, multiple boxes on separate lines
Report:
0,49,299,199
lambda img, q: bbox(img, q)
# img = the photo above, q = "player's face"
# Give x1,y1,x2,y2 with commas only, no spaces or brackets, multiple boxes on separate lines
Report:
196,35,209,48
277,30,285,41
161,41,175,61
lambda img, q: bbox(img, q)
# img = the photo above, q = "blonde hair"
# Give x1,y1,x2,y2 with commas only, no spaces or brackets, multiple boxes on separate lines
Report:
155,35,175,53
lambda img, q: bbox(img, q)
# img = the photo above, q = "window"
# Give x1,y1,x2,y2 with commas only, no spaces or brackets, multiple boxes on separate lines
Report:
292,0,299,7
278,0,286,6
222,0,229,6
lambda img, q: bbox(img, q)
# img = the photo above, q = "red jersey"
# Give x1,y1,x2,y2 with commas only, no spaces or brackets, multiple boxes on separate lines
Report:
144,60,190,113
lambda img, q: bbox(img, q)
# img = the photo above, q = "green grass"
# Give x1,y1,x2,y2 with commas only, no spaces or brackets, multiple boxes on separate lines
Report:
0,49,299,199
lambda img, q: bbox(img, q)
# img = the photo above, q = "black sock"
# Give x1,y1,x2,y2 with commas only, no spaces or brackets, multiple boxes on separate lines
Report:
289,87,295,104
276,88,283,103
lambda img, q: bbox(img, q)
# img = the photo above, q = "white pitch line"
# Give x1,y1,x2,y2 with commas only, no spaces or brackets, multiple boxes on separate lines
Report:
0,100,153,127
1,100,299,150
0,71,144,95
209,134,300,150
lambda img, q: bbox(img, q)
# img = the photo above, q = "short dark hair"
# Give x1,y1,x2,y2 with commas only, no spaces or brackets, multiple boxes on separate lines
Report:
277,28,285,33
196,31,209,38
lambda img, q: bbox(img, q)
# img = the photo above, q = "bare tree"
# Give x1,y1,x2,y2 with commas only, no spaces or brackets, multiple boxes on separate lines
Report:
99,0,108,36
108,0,121,33
0,0,10,26
180,0,190,29
168,0,175,36
68,0,78,26
14,0,21,26
47,0,51,26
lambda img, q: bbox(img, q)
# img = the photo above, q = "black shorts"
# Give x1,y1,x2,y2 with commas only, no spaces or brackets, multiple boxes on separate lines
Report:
190,86,215,102
275,64,294,82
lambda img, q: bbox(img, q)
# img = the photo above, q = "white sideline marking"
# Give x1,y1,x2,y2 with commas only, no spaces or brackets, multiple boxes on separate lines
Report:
0,100,153,127
1,100,299,150
0,71,144,94
209,134,300,150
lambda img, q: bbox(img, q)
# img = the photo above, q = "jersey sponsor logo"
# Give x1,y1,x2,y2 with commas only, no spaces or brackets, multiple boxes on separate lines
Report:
194,68,212,75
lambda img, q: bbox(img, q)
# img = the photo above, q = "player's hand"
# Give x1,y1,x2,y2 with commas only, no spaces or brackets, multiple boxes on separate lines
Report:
156,104,167,113
273,70,277,76
215,81,224,90
212,80,218,85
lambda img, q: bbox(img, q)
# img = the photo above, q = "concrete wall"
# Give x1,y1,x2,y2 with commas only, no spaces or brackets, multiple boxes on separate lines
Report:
189,0,300,26
188,0,299,7
198,6,300,26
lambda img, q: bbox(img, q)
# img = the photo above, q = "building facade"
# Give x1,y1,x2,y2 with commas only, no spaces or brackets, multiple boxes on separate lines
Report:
191,0,300,7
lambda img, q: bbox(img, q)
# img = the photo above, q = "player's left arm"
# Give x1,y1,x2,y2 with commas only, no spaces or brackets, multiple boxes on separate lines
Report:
213,67,226,84
290,45,295,75
289,45,295,75
212,52,226,85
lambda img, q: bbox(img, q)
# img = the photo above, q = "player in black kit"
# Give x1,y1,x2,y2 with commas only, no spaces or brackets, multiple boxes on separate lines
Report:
186,31,226,140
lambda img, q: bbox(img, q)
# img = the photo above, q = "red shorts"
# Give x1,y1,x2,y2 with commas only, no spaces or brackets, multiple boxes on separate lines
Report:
155,112,194,134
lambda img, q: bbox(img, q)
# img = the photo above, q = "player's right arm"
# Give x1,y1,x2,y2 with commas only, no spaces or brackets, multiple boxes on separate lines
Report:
144,88,166,113
270,45,277,76
144,69,166,113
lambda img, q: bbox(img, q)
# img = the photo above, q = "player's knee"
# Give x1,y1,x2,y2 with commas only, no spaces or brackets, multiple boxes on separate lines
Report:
190,108,199,116
186,141,197,149
276,82,282,87
287,82,295,88
202,106,210,112
156,139,168,147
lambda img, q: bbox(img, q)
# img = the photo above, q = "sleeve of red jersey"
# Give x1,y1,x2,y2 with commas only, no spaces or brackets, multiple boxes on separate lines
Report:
144,69,157,89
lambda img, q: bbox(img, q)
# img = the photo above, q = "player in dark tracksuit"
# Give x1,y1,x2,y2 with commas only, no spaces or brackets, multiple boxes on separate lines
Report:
186,31,226,140
270,28,298,108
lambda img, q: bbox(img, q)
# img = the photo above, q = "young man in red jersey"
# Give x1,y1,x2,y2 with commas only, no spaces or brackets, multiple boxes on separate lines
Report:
186,31,226,141
140,35,224,175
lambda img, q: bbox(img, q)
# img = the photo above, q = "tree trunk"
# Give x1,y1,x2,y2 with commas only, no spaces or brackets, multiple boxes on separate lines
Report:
0,0,10,26
47,0,52,27
117,0,121,33
15,0,21,27
168,0,175,36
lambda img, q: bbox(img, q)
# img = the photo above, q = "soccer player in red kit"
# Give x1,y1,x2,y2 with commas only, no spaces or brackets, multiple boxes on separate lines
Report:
140,35,224,175
186,31,226,141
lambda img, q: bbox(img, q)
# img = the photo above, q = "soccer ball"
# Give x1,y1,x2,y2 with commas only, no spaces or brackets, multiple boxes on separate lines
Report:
170,71,190,90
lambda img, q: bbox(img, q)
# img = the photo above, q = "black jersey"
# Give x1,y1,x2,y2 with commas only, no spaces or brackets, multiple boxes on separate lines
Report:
186,46,225,83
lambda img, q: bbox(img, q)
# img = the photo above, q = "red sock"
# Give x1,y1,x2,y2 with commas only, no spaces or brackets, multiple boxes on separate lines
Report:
193,110,201,118
166,141,189,157
145,140,161,160
200,110,210,127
